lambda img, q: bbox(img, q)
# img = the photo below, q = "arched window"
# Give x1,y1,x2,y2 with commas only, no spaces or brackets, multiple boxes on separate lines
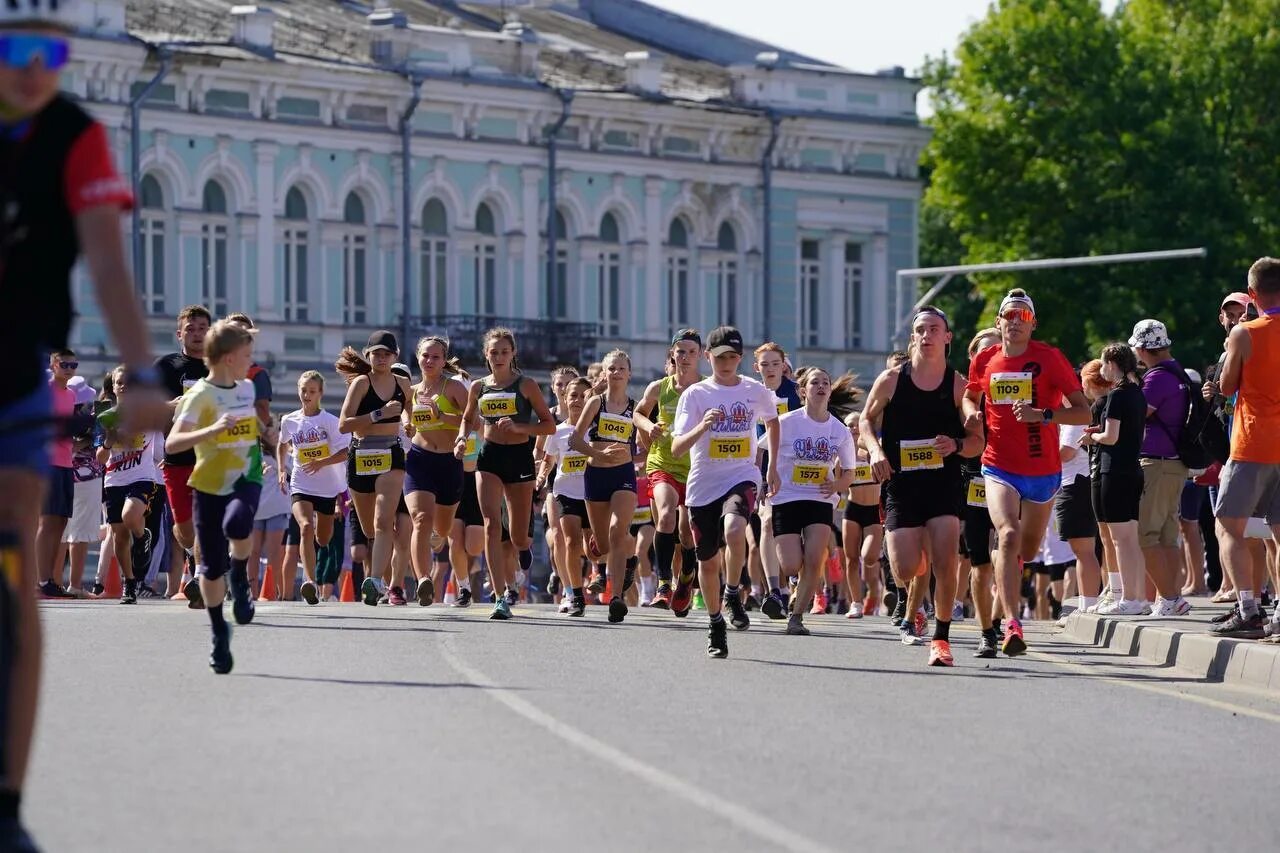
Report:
342,192,368,325
665,217,691,335
138,175,166,314
421,198,449,319
716,222,739,327
474,202,498,316
282,187,310,322
548,209,570,320
597,212,621,336
200,180,229,316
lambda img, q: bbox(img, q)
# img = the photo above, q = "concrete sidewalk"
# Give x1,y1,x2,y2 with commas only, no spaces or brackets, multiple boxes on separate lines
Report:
1057,596,1280,690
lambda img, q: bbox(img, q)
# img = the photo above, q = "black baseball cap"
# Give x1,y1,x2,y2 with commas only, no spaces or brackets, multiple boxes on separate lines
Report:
707,326,744,357
365,330,398,354
671,328,702,347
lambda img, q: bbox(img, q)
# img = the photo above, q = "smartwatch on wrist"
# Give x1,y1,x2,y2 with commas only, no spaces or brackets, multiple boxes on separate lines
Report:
1042,408,1054,422
372,408,382,422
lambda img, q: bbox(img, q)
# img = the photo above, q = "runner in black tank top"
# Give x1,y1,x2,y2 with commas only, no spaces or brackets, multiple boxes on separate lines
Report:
860,308,984,667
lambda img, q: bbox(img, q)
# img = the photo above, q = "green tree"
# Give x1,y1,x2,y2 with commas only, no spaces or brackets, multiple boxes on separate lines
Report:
921,0,1280,371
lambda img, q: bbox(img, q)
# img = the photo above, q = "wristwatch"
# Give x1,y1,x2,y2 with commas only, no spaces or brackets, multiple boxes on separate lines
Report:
1041,408,1054,422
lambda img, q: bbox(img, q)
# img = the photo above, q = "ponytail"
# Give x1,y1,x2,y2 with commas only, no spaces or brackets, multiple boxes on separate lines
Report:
335,346,373,384
827,372,863,422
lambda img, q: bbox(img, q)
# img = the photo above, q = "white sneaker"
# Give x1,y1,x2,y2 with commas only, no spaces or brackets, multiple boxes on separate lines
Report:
847,602,864,619
1150,596,1189,617
557,597,571,614
1110,599,1150,616
1088,589,1115,614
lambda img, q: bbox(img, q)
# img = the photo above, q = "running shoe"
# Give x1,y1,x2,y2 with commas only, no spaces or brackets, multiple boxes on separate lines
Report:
1150,596,1192,617
883,588,898,617
671,577,694,617
231,589,255,625
707,618,728,659
37,580,74,599
568,595,586,617
91,581,104,597
809,589,828,615
651,583,672,610
846,602,864,620
1100,598,1149,616
490,598,512,620
928,640,954,667
863,595,879,617
183,577,204,609
1210,609,1266,639
692,591,705,611
608,596,628,624
417,577,435,607
387,586,408,606
1001,619,1027,656
913,609,928,639
557,597,572,614
761,591,787,620
130,527,152,570
899,618,925,646
137,583,161,600
951,602,965,622
1260,621,1280,643
453,588,473,608
504,587,519,607
785,614,810,636
587,572,605,594
548,573,561,596
974,633,997,659
300,580,319,606
725,591,750,631
1211,605,1239,624
209,623,233,675
120,582,137,605
1086,588,1115,614
361,577,381,607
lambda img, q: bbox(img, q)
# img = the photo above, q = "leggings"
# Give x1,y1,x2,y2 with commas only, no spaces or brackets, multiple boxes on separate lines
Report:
317,514,346,586
193,478,262,581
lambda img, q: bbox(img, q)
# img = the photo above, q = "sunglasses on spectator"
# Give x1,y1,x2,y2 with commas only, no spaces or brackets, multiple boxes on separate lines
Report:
1000,308,1034,324
58,361,78,370
0,35,70,71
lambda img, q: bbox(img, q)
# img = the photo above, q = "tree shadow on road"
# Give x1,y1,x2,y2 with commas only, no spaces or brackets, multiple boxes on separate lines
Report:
237,672,520,690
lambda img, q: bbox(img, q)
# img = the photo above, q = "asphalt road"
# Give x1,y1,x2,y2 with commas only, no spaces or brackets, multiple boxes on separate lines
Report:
27,599,1280,853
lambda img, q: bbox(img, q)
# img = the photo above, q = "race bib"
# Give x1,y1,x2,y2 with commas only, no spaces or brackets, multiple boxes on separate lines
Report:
411,405,436,430
560,454,588,475
479,393,518,419
597,412,634,442
632,506,653,525
967,479,987,507
775,400,788,416
298,443,328,464
836,497,849,511
216,416,258,449
792,464,829,485
850,464,874,485
465,435,478,457
899,439,942,472
989,372,1033,406
709,436,751,460
130,433,148,450
181,379,198,393
354,448,391,475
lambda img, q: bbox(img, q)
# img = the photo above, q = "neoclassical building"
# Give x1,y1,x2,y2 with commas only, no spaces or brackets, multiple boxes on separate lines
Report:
66,0,925,387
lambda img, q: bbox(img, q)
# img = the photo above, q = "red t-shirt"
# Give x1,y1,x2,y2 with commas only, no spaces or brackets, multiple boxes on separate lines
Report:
967,340,1081,477
62,122,133,214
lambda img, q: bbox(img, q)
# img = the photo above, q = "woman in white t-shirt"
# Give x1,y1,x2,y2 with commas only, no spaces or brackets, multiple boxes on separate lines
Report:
278,371,351,605
765,367,858,635
536,377,591,617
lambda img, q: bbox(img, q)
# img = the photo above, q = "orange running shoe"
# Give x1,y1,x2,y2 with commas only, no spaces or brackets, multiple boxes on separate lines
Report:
928,640,954,667
810,588,828,615
1002,618,1027,657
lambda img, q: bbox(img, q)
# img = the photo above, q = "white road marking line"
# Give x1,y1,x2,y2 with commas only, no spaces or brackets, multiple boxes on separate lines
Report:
438,635,836,853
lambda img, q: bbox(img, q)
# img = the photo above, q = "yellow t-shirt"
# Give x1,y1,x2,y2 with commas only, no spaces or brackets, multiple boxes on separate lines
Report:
173,378,263,496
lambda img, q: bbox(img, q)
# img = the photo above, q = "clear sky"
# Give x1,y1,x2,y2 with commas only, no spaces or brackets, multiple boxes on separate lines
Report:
643,0,1119,77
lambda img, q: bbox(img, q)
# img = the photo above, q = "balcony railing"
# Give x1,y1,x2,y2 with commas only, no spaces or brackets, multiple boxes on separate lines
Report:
403,315,598,371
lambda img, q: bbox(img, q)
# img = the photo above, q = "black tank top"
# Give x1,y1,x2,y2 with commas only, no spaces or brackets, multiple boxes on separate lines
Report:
357,374,406,423
881,363,963,481
478,376,535,424
587,395,637,451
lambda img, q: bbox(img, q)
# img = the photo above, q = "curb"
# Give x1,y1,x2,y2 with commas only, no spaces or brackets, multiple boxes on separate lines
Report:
1059,611,1280,691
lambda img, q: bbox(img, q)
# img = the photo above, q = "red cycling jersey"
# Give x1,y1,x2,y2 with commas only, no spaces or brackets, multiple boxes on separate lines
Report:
967,340,1081,477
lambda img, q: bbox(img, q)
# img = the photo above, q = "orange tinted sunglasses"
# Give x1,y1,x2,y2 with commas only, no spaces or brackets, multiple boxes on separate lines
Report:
1000,308,1034,323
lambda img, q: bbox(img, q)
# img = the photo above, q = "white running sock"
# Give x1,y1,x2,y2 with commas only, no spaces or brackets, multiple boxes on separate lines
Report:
1239,589,1258,616
1107,572,1121,595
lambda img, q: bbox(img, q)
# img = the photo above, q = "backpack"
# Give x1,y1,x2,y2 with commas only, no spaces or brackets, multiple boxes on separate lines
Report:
1148,364,1226,472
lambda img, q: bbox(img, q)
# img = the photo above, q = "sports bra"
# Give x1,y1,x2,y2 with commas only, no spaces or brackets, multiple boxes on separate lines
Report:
477,376,534,424
411,381,462,433
588,395,637,450
356,374,407,424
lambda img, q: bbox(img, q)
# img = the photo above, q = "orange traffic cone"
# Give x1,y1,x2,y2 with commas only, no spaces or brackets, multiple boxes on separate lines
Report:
102,557,123,599
443,576,457,606
339,571,356,602
259,564,276,601
601,577,612,605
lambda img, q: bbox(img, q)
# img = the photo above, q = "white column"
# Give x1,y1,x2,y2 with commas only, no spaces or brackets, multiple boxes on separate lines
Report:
521,166,541,318
644,177,663,337
869,233,889,351
825,234,845,352
254,141,277,317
